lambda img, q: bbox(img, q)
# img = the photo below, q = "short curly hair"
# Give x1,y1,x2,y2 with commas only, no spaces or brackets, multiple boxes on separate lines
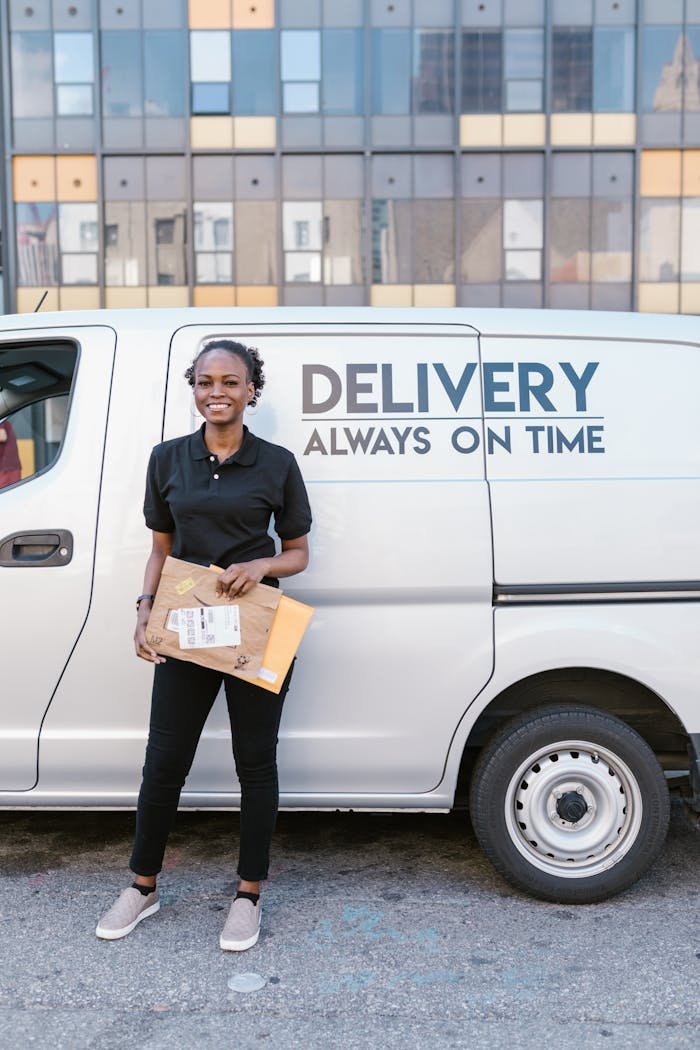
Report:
184,339,266,406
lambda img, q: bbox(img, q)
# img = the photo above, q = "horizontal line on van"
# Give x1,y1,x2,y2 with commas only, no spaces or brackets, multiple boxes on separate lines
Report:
305,478,484,484
301,416,482,422
485,415,605,420
494,581,700,605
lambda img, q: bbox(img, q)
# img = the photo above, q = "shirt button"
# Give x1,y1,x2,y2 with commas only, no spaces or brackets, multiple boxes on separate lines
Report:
210,456,215,462
213,473,219,480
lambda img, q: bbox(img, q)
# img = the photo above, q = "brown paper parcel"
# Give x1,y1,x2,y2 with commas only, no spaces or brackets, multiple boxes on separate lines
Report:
146,556,282,680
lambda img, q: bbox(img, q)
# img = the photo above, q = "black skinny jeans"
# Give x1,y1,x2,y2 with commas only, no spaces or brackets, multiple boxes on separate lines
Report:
130,658,292,881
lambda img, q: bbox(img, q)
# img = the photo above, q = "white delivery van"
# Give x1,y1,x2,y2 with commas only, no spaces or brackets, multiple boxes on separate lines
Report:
0,307,698,904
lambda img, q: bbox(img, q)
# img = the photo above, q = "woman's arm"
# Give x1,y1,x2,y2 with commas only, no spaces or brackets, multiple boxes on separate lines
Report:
134,530,173,662
215,535,309,598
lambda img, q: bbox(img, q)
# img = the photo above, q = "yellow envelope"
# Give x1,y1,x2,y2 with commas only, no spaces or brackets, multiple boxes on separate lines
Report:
209,565,314,694
255,595,314,694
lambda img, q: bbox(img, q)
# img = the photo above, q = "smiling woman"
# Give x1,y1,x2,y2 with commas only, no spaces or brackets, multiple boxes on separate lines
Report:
96,337,311,951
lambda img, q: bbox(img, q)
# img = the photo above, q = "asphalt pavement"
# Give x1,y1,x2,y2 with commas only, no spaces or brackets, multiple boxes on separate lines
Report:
0,802,698,1050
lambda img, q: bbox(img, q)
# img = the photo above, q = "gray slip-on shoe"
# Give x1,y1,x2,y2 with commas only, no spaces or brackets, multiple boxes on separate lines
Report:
96,886,160,940
219,897,261,951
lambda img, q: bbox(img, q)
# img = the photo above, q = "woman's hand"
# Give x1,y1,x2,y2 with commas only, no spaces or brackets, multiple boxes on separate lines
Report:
134,613,166,663
215,558,271,598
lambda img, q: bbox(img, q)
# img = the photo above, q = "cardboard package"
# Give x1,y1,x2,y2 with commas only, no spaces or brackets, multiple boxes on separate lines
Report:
145,556,314,693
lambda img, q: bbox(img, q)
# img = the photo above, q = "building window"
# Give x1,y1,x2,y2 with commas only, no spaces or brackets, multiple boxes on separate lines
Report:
504,29,544,112
190,31,231,116
54,32,94,116
281,31,321,113
194,203,233,285
461,31,502,113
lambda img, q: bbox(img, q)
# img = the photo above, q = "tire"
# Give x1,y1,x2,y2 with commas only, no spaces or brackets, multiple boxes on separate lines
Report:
469,704,670,903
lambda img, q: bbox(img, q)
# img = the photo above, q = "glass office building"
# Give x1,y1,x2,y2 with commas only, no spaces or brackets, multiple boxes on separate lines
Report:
1,0,700,313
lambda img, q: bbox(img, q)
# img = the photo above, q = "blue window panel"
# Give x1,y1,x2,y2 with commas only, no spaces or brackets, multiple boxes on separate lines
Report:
283,82,320,113
552,28,592,112
641,26,682,113
101,31,143,117
57,84,94,116
594,27,635,112
232,30,276,115
372,29,411,115
144,32,186,117
281,30,321,81
461,31,502,113
54,32,94,84
192,83,230,115
323,29,363,115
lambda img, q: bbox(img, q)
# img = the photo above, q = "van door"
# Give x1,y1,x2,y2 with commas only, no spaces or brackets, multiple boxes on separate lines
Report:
165,324,494,797
0,326,115,791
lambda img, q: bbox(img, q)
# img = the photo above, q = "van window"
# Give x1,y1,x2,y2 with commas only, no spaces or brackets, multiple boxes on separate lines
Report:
0,342,77,490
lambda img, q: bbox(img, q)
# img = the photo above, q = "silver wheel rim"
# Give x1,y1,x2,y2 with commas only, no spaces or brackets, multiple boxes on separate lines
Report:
504,738,643,879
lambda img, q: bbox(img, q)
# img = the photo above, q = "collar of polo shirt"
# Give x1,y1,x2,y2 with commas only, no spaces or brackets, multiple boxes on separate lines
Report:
189,423,259,467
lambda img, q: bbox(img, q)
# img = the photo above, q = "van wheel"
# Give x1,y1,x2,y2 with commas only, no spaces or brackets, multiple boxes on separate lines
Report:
469,705,670,903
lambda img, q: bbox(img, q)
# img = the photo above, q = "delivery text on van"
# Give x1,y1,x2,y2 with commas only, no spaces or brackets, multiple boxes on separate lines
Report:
301,361,605,457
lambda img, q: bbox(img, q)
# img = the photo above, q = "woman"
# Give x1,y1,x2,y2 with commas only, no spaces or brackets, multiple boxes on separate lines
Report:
0,419,22,489
96,339,311,950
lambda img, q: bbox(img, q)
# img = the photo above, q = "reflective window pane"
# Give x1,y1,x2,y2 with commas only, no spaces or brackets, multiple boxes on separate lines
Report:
15,203,58,286
101,31,143,117
683,29,700,112
144,31,186,116
552,28,593,112
190,31,231,82
591,200,632,281
57,84,93,116
413,30,455,114
372,29,411,114
550,198,591,283
232,30,276,115
503,199,543,249
323,201,364,285
281,31,321,81
460,200,502,282
506,79,542,111
461,31,502,113
505,250,541,281
61,253,98,284
194,203,233,251
11,33,53,118
681,199,700,279
54,32,94,84
283,202,323,251
146,203,187,285
414,201,454,282
641,26,682,112
195,252,233,284
283,82,320,113
58,204,98,252
323,29,363,115
105,201,146,286
372,199,413,283
594,28,635,112
639,200,680,279
504,29,543,79
192,83,230,115
285,252,322,282
235,201,278,284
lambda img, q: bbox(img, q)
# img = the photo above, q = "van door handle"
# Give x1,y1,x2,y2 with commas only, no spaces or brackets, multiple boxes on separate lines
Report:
0,530,73,567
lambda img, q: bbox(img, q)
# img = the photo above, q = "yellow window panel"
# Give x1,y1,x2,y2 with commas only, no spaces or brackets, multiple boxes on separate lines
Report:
148,287,190,307
194,285,236,306
190,117,235,150
682,151,700,197
680,283,700,313
13,156,56,202
105,287,148,309
59,287,100,311
593,113,636,146
236,285,278,306
638,283,680,313
460,114,502,147
233,116,276,148
640,151,682,197
371,285,413,307
232,0,274,27
550,113,593,146
16,288,59,313
503,114,545,147
56,155,97,201
413,284,456,307
189,0,231,27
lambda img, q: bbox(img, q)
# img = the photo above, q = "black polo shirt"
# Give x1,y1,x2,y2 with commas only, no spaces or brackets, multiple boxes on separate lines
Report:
143,424,312,583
